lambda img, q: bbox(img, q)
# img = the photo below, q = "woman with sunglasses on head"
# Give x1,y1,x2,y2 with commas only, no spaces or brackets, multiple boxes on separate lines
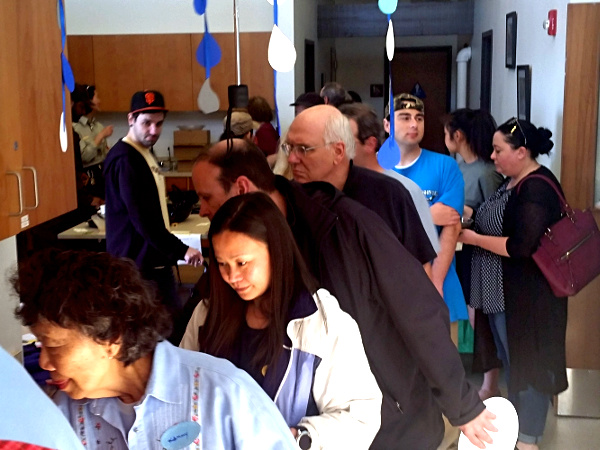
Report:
459,118,568,450
181,192,382,450
444,109,504,401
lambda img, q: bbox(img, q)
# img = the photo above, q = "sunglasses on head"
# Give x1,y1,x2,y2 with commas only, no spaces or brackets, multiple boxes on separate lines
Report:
508,117,527,147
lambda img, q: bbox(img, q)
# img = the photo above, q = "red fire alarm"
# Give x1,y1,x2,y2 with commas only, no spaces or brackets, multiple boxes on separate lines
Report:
546,9,557,36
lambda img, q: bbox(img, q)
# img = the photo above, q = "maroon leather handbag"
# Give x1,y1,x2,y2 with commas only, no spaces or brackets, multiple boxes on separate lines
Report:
518,174,600,297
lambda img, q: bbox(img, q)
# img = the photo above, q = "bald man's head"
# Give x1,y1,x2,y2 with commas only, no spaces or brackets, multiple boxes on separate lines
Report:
283,105,355,187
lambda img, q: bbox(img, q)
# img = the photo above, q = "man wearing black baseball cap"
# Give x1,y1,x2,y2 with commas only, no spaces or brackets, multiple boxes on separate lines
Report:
104,90,202,330
290,92,323,116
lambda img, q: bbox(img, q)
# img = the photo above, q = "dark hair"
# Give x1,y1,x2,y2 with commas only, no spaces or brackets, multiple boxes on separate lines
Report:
347,90,362,103
320,82,347,107
71,83,95,116
496,117,554,159
444,108,497,162
339,103,385,151
194,139,276,193
12,249,172,366
131,111,168,122
248,96,273,123
199,192,317,367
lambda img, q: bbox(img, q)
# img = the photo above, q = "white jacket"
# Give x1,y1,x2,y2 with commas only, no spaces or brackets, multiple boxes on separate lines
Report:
181,288,382,449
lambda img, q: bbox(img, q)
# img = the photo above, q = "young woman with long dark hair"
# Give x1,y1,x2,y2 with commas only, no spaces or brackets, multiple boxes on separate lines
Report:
181,192,381,450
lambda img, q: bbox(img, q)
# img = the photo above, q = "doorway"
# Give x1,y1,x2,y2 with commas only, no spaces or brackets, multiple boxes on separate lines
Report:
304,40,315,93
386,46,452,154
480,30,493,113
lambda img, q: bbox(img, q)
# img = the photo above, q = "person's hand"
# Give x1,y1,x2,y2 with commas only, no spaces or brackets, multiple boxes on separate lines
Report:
459,229,479,246
289,427,298,438
458,408,497,449
184,247,203,267
102,125,114,138
90,197,104,207
430,203,460,227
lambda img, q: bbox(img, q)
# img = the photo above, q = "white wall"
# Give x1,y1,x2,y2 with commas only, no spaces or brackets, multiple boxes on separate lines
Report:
0,236,21,356
471,0,572,177
64,0,296,138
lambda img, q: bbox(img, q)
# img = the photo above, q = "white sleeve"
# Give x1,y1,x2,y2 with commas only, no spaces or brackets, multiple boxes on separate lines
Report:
297,290,382,450
179,300,208,351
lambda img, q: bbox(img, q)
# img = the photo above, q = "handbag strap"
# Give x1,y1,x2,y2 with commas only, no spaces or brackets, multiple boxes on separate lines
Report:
515,173,570,214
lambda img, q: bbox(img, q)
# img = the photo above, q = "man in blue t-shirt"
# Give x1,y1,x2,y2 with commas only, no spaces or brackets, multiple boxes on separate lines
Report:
384,93,467,328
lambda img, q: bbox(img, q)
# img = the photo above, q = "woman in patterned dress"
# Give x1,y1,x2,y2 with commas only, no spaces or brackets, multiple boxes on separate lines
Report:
459,118,568,450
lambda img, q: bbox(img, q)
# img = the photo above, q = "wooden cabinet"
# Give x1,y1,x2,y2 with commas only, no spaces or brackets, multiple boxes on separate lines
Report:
0,0,77,241
67,32,274,112
68,35,95,85
93,35,145,112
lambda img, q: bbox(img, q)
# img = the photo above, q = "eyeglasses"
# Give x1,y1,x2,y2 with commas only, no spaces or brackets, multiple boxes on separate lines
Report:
281,142,331,157
508,118,527,147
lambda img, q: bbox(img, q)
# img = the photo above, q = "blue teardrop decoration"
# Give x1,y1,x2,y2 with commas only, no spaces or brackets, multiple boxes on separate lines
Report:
378,136,401,169
193,0,207,15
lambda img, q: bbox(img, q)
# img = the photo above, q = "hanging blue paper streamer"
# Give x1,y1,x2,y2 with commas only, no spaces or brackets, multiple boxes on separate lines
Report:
193,0,207,15
57,0,73,134
61,53,75,92
196,15,221,79
378,0,398,15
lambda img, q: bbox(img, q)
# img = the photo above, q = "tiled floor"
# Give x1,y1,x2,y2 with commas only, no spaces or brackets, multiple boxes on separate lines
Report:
460,354,600,449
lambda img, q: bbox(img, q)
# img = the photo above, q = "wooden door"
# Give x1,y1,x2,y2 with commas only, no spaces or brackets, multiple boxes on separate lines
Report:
16,0,77,228
0,0,24,240
560,3,600,370
389,47,452,154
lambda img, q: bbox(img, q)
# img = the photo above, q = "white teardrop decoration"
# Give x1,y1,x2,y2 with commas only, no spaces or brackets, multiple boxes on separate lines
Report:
59,111,68,152
268,24,296,73
198,78,220,114
386,19,395,61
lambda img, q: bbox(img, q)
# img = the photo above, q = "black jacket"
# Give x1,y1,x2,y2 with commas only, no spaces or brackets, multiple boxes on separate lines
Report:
276,177,483,450
343,162,436,264
103,139,188,270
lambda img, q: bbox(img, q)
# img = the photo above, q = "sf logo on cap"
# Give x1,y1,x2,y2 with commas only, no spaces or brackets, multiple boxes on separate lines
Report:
145,92,155,105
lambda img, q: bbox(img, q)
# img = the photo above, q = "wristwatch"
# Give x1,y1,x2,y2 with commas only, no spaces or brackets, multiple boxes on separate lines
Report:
296,427,312,450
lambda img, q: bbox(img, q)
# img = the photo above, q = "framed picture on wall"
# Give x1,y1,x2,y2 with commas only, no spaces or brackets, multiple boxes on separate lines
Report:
505,12,517,69
517,65,531,121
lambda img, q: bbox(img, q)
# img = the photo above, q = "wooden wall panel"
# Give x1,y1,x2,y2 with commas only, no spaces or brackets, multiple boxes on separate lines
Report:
240,33,274,107
191,33,236,111
561,3,600,370
93,35,145,111
143,34,194,111
67,35,95,85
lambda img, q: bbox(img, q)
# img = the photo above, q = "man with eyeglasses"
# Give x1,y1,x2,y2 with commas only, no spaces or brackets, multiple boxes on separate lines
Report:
283,104,435,273
189,138,494,450
384,93,469,336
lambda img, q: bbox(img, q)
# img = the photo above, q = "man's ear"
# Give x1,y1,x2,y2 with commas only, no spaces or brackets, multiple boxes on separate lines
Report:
127,113,134,127
331,141,346,164
453,130,465,143
364,136,379,155
383,118,390,134
234,176,257,194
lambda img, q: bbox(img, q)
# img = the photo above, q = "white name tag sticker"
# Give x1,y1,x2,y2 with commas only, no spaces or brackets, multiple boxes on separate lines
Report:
161,421,201,449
